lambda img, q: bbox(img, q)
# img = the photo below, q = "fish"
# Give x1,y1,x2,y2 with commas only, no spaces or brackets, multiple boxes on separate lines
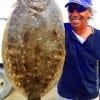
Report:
2,0,66,99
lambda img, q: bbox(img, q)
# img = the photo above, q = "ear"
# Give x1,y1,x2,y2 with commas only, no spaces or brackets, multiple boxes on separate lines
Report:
88,9,93,18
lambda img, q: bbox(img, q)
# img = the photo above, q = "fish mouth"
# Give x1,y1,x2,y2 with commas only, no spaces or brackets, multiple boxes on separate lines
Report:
24,0,48,12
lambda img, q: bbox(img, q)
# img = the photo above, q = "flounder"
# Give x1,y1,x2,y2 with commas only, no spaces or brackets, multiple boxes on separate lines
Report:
2,0,65,99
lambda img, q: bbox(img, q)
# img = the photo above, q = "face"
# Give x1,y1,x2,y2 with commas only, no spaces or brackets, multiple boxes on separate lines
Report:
67,3,92,30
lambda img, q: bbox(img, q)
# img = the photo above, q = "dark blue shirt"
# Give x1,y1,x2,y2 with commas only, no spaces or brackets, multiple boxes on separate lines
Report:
57,23,100,100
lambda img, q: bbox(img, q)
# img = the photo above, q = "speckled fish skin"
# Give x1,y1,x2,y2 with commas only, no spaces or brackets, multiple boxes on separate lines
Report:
2,0,66,99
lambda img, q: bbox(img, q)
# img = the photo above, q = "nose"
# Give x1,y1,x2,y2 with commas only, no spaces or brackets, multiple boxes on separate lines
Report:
70,10,80,17
72,10,79,14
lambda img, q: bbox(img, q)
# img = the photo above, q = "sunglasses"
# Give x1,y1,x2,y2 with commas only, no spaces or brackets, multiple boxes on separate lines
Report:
68,5,88,13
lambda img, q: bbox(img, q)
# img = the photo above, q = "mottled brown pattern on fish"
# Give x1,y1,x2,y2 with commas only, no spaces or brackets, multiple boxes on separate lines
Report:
2,0,65,99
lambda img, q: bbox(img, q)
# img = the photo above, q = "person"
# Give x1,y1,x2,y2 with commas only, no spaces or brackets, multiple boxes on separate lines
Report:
57,0,100,100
